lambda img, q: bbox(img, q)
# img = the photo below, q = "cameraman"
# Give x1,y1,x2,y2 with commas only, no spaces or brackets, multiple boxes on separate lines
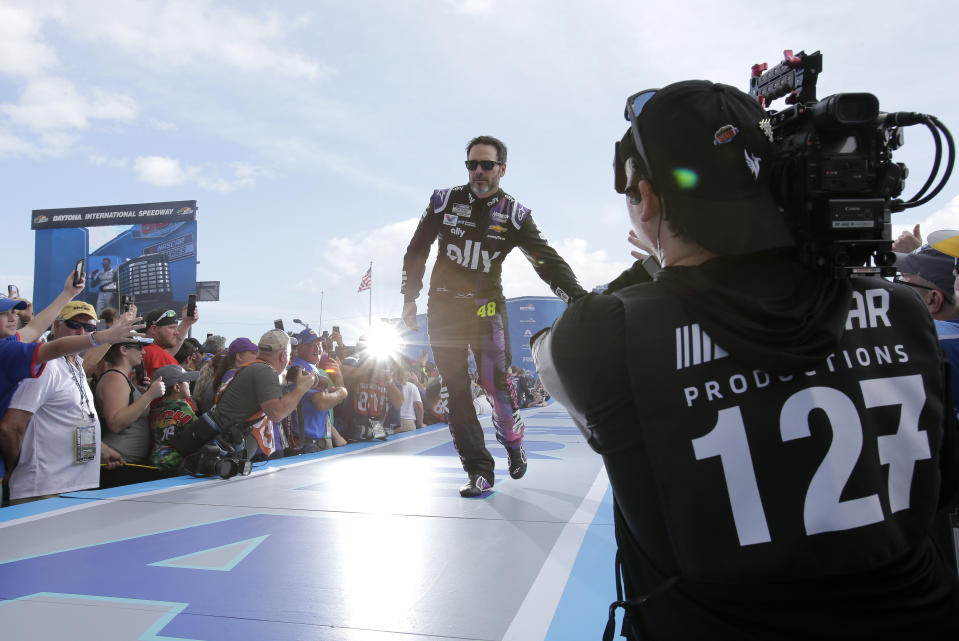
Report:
532,80,958,638
200,329,316,456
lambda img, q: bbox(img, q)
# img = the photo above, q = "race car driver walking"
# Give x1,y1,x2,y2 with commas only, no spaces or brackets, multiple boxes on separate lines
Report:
401,135,585,496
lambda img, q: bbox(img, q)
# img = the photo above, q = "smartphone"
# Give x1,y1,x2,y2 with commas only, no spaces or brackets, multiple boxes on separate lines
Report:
120,294,133,312
73,258,85,287
274,319,284,330
7,285,18,298
187,294,197,318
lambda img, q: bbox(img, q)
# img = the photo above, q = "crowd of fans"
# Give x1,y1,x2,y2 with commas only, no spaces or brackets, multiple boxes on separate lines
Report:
0,271,553,506
11,226,951,508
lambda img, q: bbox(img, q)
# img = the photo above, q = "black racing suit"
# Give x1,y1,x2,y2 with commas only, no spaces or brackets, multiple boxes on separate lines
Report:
402,185,585,481
533,255,959,639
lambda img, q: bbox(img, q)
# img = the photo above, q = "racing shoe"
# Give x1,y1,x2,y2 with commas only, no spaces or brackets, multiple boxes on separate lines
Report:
459,473,493,497
506,444,527,479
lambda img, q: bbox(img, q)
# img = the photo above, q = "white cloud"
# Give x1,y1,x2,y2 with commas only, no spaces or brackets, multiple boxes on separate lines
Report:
0,128,33,158
325,217,422,286
134,155,188,186
33,129,80,157
499,237,631,298
197,161,272,192
133,155,271,191
0,77,137,132
55,0,326,80
0,4,58,77
0,3,325,161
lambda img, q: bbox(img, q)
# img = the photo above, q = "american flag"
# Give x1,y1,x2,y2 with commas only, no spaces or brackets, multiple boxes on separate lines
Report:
357,266,372,292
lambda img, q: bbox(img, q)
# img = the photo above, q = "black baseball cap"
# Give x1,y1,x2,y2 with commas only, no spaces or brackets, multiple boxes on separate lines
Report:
624,80,794,256
145,308,178,328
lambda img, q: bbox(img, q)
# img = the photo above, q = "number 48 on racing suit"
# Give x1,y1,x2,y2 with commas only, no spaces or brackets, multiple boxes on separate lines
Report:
401,184,585,490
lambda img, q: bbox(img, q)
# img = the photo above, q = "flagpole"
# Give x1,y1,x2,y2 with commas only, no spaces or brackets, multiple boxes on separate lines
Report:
368,261,372,327
319,290,324,330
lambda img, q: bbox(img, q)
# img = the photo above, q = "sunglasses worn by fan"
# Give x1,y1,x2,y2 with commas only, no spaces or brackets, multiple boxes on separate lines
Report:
614,89,659,194
63,319,97,333
893,275,955,304
464,160,503,171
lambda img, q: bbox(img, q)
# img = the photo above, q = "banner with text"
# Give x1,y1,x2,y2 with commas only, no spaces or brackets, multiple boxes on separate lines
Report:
32,200,198,316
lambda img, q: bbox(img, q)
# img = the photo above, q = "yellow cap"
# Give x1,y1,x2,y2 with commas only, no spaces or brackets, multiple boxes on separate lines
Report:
58,301,98,321
928,230,959,258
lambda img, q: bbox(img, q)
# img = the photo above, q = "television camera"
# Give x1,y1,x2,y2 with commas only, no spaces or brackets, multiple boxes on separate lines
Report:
749,49,954,276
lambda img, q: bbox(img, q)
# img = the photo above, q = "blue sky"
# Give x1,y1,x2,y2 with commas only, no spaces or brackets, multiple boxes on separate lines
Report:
2,0,957,343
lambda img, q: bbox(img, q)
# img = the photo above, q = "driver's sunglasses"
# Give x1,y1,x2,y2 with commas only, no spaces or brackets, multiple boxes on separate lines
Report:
465,160,503,171
622,89,659,185
64,319,97,333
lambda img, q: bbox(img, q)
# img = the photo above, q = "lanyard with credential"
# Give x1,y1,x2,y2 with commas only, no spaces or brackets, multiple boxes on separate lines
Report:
65,357,96,421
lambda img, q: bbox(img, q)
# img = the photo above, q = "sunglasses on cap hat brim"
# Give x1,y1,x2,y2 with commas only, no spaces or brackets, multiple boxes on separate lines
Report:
148,310,177,327
614,89,659,194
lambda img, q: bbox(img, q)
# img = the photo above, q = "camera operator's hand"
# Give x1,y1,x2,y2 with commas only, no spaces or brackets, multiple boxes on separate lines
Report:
892,224,923,253
628,229,654,261
402,301,418,330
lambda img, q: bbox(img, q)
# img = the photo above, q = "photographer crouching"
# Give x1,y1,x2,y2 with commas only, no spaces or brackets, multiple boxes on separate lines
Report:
532,81,958,638
172,329,316,478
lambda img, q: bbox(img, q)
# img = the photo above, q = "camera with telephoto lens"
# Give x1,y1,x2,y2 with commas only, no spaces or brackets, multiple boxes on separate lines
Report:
748,49,954,277
172,414,253,479
186,442,252,480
